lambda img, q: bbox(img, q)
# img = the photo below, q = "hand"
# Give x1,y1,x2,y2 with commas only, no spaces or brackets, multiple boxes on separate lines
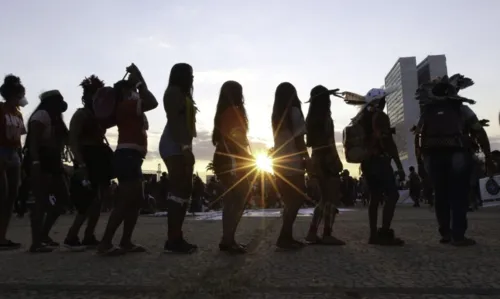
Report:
126,63,141,75
126,63,144,86
127,72,142,86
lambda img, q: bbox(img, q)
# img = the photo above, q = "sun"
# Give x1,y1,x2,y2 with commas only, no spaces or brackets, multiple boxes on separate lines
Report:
254,152,273,173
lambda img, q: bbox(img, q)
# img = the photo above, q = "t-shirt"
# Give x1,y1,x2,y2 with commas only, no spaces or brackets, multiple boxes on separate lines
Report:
116,96,148,154
273,107,307,175
0,103,25,148
30,110,53,142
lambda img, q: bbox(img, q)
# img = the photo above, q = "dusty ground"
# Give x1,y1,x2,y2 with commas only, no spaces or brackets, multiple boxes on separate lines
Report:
0,205,499,299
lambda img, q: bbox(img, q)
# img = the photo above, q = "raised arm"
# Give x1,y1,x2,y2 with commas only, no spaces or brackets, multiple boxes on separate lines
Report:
138,83,158,112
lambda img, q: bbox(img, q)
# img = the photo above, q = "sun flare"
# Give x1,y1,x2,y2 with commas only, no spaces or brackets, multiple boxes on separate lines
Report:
254,153,273,173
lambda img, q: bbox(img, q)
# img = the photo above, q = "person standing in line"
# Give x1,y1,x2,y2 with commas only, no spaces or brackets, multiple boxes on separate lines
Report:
97,64,158,255
64,75,114,251
0,75,28,250
159,63,198,254
212,80,252,254
24,90,70,253
344,87,405,245
271,82,313,250
304,85,345,245
415,74,492,246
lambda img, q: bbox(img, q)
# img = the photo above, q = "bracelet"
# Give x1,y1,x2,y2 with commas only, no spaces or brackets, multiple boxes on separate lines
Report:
181,145,192,151
32,161,40,165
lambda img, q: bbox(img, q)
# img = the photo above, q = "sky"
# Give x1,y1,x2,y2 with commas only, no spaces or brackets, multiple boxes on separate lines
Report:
1,0,500,180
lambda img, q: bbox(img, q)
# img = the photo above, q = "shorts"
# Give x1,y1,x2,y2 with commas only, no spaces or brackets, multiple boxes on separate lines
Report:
0,147,21,167
113,148,144,182
81,144,114,188
361,155,398,196
311,150,341,178
159,124,182,159
22,147,64,176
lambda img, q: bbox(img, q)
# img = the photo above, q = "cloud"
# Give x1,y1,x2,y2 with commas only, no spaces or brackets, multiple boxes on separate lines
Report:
137,35,172,49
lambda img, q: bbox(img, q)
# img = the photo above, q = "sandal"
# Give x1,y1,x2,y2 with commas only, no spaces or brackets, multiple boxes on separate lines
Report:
97,245,125,256
305,234,322,245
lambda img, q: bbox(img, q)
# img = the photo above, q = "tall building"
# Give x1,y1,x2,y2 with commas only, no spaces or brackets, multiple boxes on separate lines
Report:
385,57,419,171
384,55,448,171
417,55,448,85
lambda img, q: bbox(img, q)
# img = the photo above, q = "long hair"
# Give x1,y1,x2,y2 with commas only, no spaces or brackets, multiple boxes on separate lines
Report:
80,75,104,109
272,82,303,137
212,80,248,146
168,63,194,97
306,85,331,131
0,74,25,102
305,85,332,147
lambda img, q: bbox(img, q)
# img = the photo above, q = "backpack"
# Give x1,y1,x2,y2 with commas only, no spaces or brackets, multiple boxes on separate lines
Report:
417,101,467,149
342,111,371,164
92,86,118,129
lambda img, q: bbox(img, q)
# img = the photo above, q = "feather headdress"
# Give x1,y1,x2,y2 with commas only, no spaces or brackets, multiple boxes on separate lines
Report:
341,85,398,106
416,74,475,105
80,75,104,92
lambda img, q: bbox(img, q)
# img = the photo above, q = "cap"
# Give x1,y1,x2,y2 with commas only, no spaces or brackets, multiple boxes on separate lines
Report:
39,90,63,101
364,88,386,104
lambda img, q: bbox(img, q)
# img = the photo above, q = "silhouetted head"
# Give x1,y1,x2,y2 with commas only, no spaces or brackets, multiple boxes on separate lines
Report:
168,63,193,95
39,90,68,114
212,80,248,146
26,90,69,144
0,74,26,106
409,166,415,172
80,75,104,109
307,85,331,121
272,82,302,134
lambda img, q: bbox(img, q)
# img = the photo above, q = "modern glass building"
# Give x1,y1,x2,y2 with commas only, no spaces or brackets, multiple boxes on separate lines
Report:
384,57,419,171
384,55,447,171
